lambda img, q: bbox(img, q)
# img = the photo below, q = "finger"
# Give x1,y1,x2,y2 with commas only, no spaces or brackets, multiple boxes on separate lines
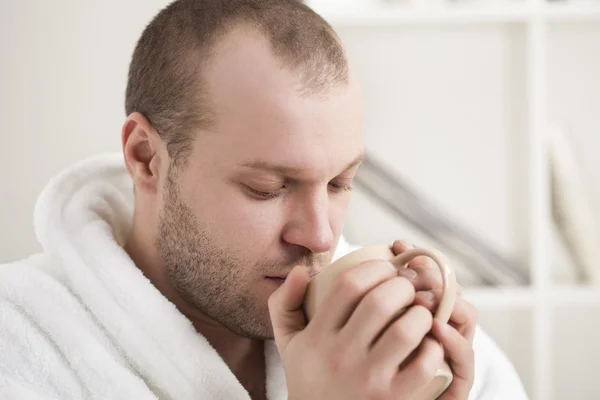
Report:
414,290,472,330
341,276,415,348
391,240,413,255
414,291,477,344
393,336,445,395
397,266,443,293
413,286,464,313
309,260,398,333
431,319,475,394
369,305,433,375
407,253,443,292
268,265,311,353
392,241,443,292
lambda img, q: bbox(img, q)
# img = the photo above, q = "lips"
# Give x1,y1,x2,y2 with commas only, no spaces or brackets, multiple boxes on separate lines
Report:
265,277,286,287
266,268,320,281
265,276,286,281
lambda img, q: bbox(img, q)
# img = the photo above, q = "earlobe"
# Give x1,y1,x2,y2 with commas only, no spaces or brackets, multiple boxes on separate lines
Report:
121,112,162,194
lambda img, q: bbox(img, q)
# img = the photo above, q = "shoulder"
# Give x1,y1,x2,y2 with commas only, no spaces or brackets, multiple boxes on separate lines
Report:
0,253,129,398
0,253,80,315
0,251,114,347
0,253,153,399
0,253,88,398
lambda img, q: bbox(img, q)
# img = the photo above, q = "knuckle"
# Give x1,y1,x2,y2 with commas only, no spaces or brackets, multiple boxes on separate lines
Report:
415,340,443,380
395,276,416,296
328,346,351,374
337,271,364,296
365,292,393,317
413,305,434,326
363,370,389,400
390,306,433,345
329,340,360,374
365,291,395,318
370,260,396,276
390,319,419,345
336,261,396,297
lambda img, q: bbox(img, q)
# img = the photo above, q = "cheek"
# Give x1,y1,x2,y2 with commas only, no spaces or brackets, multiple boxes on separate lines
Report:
192,187,284,255
226,202,282,245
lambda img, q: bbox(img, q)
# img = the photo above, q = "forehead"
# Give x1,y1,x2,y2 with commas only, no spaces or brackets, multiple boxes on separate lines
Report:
196,27,363,175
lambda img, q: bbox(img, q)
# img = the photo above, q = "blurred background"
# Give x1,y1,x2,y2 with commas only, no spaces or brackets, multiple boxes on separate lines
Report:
1,0,599,398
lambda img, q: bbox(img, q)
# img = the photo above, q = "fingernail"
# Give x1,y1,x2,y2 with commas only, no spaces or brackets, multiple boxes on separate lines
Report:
420,291,435,301
398,268,417,280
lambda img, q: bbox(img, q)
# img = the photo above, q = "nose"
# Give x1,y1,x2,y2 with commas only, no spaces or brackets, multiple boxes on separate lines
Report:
282,189,334,254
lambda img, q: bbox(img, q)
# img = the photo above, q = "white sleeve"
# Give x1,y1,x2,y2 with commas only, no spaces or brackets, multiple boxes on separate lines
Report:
469,325,530,400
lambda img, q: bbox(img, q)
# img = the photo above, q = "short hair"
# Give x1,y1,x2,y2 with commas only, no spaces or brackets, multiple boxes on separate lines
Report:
125,0,348,166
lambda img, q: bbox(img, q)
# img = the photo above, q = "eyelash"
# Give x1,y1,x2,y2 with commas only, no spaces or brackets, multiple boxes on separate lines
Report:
329,182,353,193
247,183,353,200
248,187,281,199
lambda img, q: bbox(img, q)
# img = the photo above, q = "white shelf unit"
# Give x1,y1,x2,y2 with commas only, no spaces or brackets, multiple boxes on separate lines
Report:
313,1,600,398
311,1,600,24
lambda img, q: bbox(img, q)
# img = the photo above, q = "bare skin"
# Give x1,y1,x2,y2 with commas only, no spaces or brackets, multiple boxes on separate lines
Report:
269,240,477,400
122,25,363,399
122,25,476,400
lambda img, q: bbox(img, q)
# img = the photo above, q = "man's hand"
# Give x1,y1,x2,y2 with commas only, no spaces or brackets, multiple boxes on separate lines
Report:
268,261,444,400
392,240,477,399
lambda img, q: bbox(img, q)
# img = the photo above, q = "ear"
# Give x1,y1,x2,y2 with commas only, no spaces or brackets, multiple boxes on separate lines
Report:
121,112,165,194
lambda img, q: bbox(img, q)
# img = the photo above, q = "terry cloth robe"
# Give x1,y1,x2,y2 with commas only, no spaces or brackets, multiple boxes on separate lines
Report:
0,153,529,400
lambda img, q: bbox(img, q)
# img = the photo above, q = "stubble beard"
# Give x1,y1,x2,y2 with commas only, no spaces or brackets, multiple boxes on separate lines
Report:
156,171,273,340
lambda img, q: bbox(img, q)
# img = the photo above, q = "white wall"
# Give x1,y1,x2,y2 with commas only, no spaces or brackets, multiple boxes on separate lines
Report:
0,0,173,262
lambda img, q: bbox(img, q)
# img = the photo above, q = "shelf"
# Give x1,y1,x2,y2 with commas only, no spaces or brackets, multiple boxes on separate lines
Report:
550,285,600,305
312,4,532,26
462,286,534,308
544,2,600,21
310,2,600,26
461,285,600,308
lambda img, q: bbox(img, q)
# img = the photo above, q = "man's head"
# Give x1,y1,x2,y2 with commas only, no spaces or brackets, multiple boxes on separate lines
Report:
122,0,363,340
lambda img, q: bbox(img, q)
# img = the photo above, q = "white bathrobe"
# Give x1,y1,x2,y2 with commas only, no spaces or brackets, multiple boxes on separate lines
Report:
0,154,529,400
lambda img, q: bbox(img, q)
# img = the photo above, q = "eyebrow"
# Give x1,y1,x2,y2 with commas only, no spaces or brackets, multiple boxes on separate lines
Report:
238,152,365,175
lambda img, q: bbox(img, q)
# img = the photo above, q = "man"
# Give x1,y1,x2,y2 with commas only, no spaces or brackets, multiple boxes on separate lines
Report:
0,0,528,399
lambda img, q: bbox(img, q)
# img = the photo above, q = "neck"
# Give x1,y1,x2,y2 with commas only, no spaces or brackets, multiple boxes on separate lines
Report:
124,221,267,399
191,318,266,388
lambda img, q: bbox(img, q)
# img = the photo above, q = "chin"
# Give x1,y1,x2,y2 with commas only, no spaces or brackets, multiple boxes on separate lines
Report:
226,295,276,340
233,319,274,340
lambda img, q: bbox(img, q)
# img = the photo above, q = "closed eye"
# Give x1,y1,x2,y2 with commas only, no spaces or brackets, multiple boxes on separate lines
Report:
246,185,283,200
329,182,353,192
244,181,352,200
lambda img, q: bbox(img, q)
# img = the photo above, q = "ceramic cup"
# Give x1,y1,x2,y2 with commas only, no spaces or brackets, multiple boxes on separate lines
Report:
303,244,457,400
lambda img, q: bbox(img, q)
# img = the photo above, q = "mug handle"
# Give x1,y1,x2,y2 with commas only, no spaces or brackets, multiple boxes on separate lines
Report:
389,247,457,324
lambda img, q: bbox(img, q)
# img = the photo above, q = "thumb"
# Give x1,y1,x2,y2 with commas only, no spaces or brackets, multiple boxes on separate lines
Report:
268,265,310,354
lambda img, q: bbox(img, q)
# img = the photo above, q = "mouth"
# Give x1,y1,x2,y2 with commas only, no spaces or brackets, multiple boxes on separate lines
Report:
265,269,320,283
265,276,287,285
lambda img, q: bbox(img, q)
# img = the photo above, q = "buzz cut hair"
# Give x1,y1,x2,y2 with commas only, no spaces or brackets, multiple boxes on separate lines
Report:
125,0,348,166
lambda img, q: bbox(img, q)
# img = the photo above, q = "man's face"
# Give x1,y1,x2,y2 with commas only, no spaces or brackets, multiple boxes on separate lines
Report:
156,28,363,339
